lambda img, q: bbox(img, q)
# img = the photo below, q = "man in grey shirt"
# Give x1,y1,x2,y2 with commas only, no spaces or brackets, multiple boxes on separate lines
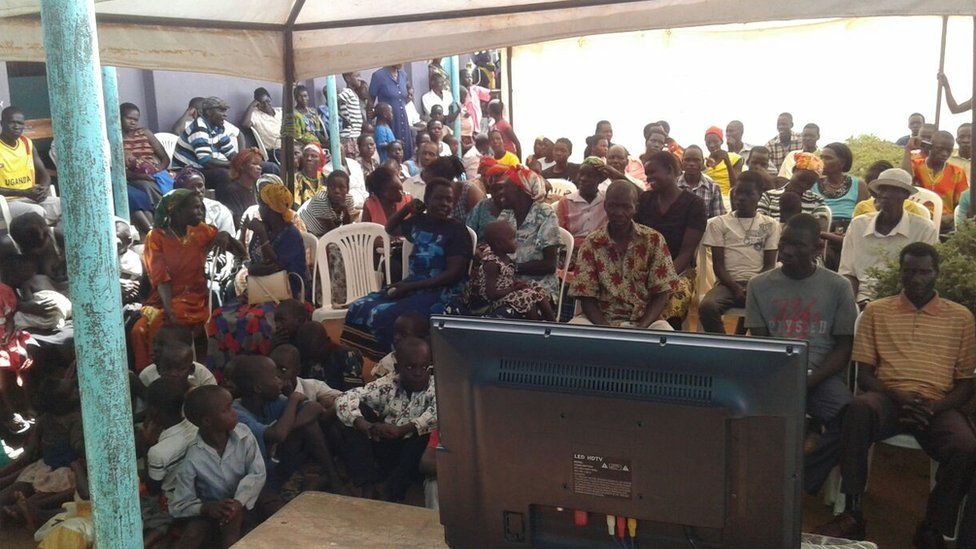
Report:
745,213,858,493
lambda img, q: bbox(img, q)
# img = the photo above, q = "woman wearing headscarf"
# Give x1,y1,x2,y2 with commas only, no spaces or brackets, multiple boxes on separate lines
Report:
294,142,325,208
495,165,561,299
341,178,471,360
465,158,506,241
130,189,243,370
223,147,264,229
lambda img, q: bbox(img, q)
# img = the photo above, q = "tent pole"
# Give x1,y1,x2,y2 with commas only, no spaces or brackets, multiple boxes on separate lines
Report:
39,1,142,547
450,55,462,157
282,29,296,191
936,16,948,128
326,75,341,171
970,16,975,218
101,66,129,220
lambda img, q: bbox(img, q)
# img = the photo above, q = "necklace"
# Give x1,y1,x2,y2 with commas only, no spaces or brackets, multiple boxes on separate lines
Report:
735,212,757,234
819,175,850,199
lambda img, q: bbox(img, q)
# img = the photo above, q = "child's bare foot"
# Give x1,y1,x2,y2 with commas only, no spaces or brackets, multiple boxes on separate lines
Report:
14,491,37,531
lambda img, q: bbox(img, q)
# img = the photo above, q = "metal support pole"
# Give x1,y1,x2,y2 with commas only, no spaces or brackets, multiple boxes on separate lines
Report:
936,16,949,129
282,30,296,192
101,66,129,220
449,55,462,158
326,75,341,171
39,1,142,547
969,16,976,217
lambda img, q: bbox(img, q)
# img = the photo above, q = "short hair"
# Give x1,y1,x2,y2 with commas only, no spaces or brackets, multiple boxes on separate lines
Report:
119,102,139,117
646,126,667,139
644,150,679,174
154,324,193,350
823,142,853,172
642,123,661,139
595,120,611,131
1,106,23,122
275,298,309,324
749,145,770,156
554,137,573,153
423,177,454,203
784,213,822,244
426,118,443,132
779,112,793,121
183,385,226,426
365,166,398,195
735,171,766,195
356,133,374,147
230,355,269,396
395,311,430,338
684,144,703,155
865,160,894,183
189,97,205,109
156,340,192,369
803,123,820,134
293,84,308,99
900,242,940,269
424,156,465,181
934,130,955,144
253,87,270,100
326,169,350,189
655,120,671,134
727,120,743,129
910,112,925,121
146,378,187,419
395,336,431,365
605,179,639,202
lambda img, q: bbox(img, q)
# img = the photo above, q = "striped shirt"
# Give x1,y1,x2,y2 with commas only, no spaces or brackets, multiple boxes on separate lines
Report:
678,173,726,218
300,191,356,237
765,133,803,171
854,292,976,402
337,87,363,140
758,188,830,222
172,116,235,169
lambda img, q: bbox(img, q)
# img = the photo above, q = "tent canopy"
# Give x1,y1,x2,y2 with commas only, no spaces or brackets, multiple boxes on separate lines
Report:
1,0,972,82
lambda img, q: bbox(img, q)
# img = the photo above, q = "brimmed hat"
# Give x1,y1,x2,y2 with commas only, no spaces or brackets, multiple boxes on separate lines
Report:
201,96,229,112
868,168,917,195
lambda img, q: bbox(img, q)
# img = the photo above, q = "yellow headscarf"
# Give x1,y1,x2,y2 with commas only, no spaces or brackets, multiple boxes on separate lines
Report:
258,182,295,222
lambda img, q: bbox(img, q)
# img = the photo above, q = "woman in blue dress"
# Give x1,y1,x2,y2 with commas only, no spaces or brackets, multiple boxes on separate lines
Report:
369,65,415,160
341,178,472,360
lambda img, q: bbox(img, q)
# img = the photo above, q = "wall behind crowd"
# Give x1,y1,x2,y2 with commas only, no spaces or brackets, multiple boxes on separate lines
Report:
511,16,975,161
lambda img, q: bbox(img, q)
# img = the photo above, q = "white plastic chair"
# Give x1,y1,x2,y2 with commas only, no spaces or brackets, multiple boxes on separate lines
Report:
154,132,179,168
402,225,478,279
0,196,13,232
556,227,575,320
311,223,391,322
301,230,317,275
249,127,270,162
547,178,577,199
909,187,943,233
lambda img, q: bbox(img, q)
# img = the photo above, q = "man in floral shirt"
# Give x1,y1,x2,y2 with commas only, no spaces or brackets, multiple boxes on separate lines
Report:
569,180,678,330
336,336,436,501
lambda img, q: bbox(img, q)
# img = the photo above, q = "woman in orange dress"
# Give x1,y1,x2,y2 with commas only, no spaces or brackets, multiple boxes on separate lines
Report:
130,189,243,370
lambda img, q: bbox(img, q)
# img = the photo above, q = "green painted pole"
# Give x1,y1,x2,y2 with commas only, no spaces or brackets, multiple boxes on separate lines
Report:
101,66,129,220
326,75,341,171
39,1,142,547
449,55,462,158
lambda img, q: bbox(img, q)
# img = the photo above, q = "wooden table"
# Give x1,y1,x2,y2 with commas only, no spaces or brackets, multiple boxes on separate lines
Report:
234,491,449,549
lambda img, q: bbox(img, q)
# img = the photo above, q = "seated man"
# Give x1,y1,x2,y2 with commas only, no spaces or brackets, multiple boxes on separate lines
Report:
172,97,238,193
903,129,968,232
569,180,677,330
745,214,858,483
678,145,726,219
839,168,938,306
0,107,61,224
816,243,976,547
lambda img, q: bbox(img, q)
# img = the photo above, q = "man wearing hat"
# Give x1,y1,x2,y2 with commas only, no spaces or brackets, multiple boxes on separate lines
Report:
839,168,938,306
172,96,238,193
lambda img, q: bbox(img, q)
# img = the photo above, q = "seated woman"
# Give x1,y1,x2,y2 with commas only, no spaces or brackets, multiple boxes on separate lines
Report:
465,159,508,242
121,102,171,236
294,142,325,209
299,171,356,238
811,142,868,271
385,140,412,181
357,135,379,177
421,156,484,223
361,167,412,228
222,147,264,229
340,178,472,361
208,181,309,372
495,166,561,301
131,190,243,371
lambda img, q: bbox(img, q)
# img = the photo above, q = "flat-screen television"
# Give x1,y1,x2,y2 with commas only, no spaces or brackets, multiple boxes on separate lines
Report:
431,316,806,549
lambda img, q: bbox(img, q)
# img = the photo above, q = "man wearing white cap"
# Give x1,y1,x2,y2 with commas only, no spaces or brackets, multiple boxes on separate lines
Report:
839,168,939,306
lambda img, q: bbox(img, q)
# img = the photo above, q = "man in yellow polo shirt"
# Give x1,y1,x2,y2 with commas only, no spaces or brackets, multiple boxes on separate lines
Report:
0,106,61,224
816,242,976,546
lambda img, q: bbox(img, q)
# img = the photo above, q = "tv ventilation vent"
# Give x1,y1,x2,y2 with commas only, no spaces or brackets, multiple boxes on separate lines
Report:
497,359,713,404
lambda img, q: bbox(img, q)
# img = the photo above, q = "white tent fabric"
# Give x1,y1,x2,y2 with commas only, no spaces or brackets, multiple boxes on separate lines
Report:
0,0,972,81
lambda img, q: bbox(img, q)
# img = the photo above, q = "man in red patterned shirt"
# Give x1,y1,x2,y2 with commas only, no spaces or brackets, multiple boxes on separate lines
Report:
569,180,678,330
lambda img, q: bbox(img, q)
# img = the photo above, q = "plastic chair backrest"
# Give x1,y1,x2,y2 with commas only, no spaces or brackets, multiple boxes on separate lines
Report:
154,132,179,168
249,127,269,161
548,178,577,199
301,231,317,270
401,225,478,279
0,196,13,232
909,187,943,233
556,227,575,319
314,223,390,312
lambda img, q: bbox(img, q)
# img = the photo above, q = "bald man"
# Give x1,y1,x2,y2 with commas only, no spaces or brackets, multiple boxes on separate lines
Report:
569,180,677,330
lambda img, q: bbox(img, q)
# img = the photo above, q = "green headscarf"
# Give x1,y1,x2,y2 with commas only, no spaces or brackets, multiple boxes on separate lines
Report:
154,188,197,229
580,156,605,169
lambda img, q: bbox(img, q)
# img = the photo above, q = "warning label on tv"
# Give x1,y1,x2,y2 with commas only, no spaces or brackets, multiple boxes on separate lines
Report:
572,453,632,499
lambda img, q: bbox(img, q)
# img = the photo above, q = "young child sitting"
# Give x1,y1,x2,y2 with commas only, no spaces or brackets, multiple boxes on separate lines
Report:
0,376,83,528
0,254,37,434
270,344,342,422
231,355,339,492
336,336,436,502
139,325,216,390
293,321,360,390
139,378,197,545
371,312,430,379
169,385,266,549
469,220,555,320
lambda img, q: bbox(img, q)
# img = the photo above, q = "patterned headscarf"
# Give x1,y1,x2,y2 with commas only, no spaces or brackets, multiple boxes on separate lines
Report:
173,166,205,190
154,189,197,228
302,142,326,175
510,165,546,202
478,156,499,178
580,156,605,170
794,152,824,177
230,147,264,180
258,181,295,222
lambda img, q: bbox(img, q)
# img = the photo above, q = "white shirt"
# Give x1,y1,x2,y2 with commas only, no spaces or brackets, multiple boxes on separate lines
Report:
597,173,643,193
838,211,939,302
404,174,426,202
139,361,216,389
463,147,483,181
702,212,781,281
295,377,343,400
147,419,198,504
204,197,235,235
421,89,453,117
437,141,452,157
406,102,422,127
250,108,282,150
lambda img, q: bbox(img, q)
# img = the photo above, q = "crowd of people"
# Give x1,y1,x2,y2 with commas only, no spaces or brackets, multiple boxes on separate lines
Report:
0,63,973,548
